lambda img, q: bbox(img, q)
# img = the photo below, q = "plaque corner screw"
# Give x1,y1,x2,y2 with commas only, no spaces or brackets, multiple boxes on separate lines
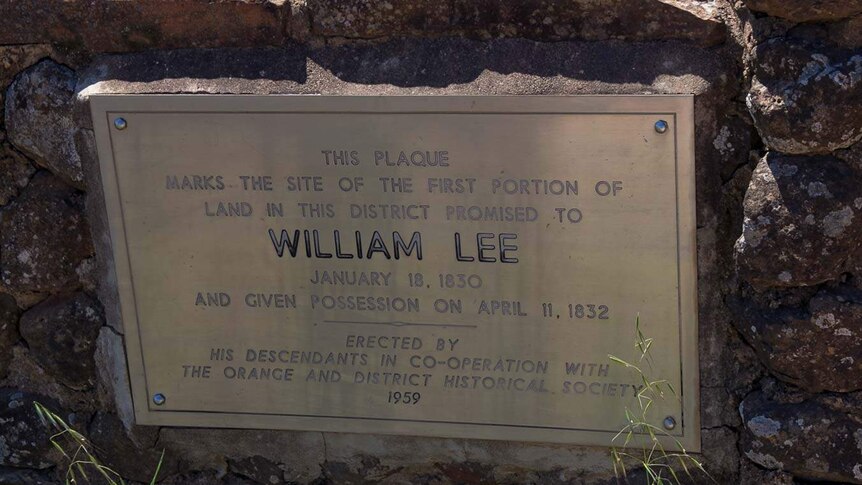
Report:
663,416,676,430
152,393,166,406
654,119,669,134
113,117,127,130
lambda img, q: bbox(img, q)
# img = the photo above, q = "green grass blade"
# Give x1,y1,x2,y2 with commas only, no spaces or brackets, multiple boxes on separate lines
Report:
149,450,166,485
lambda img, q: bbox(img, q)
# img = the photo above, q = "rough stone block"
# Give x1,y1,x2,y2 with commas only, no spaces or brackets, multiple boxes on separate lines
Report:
701,386,742,428
5,60,83,188
307,0,726,46
1,346,98,416
0,134,35,207
735,153,862,288
0,45,52,117
733,286,862,393
0,171,93,303
0,293,19,380
18,292,104,390
829,15,862,50
93,328,135,427
742,0,862,23
747,39,862,155
0,1,286,54
0,389,58,469
740,388,862,483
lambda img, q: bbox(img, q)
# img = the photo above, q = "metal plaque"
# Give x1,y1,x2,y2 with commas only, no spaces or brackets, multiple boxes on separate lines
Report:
91,95,699,449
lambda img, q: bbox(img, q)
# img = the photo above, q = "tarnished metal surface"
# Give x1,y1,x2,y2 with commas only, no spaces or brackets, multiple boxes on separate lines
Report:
91,95,698,449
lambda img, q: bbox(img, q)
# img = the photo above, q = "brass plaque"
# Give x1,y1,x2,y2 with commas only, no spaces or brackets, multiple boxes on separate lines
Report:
91,95,699,449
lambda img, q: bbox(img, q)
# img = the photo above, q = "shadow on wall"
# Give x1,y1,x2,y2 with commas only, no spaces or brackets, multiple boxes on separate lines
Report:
77,38,725,91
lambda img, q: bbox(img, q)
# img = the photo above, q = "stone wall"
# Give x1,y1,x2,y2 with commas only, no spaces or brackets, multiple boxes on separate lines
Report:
0,1,859,483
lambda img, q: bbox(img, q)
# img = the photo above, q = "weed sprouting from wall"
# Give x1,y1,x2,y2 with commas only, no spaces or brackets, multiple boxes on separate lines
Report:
608,316,710,485
33,402,164,485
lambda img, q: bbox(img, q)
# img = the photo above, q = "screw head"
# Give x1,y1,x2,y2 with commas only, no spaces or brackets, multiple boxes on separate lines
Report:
113,117,127,130
654,119,669,134
663,416,676,430
152,393,166,406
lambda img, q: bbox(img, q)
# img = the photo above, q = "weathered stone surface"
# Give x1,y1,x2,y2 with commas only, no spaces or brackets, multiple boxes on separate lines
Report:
158,428,324,483
77,39,732,98
229,455,286,485
701,427,741,484
699,161,764,393
0,389,57,469
0,1,284,54
733,286,862,392
742,0,862,23
307,0,726,46
5,60,83,188
829,15,862,50
0,294,20,380
779,19,862,52
701,386,742,428
0,467,60,485
1,346,98,415
735,153,862,288
0,133,36,206
0,45,52,119
0,45,52,127
747,39,862,155
88,412,174,483
739,459,795,485
19,293,104,390
740,387,862,483
0,171,92,301
838,140,862,171
93,328,134,427
160,471,257,485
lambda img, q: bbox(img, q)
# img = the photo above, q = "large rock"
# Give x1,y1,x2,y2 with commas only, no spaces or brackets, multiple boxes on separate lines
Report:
735,153,862,288
0,1,285,54
0,389,56,469
0,44,52,116
0,133,35,206
1,346,99,417
18,292,104,390
742,0,862,23
747,39,862,155
0,171,93,301
740,386,862,483
5,60,83,188
733,287,862,392
307,0,726,46
0,293,20,379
